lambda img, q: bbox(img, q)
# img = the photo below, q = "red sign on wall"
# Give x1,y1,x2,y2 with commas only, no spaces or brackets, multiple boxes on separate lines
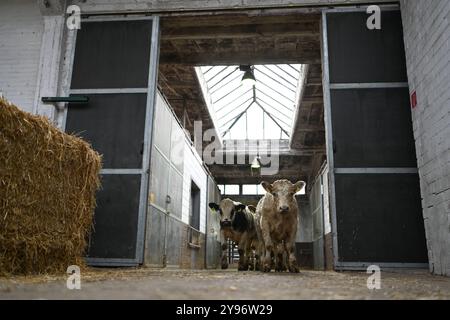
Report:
411,91,417,109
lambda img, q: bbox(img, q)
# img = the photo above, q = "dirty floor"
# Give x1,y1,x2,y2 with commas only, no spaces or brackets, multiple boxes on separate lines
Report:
0,268,449,300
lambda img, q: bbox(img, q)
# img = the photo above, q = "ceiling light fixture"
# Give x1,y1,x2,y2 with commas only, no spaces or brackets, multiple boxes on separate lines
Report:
251,156,261,176
240,65,256,88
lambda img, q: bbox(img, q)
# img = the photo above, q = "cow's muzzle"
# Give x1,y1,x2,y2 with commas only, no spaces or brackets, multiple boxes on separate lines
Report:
220,221,232,228
279,206,290,214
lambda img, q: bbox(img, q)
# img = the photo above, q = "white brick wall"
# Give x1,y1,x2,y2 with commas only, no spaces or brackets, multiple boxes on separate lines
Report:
0,0,43,113
400,0,450,277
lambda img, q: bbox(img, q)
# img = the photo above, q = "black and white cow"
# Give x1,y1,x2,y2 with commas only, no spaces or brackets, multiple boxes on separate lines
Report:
209,199,259,271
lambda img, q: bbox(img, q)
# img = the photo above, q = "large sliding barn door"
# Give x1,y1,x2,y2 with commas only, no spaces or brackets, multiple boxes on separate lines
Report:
65,17,160,266
322,7,428,269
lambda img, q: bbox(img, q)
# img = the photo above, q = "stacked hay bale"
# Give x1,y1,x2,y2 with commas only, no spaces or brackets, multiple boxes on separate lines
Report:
0,98,102,275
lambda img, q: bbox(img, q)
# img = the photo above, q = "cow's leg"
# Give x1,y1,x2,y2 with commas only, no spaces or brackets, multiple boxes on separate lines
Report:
254,241,263,271
275,242,286,272
220,233,228,270
263,242,274,273
247,242,255,271
261,226,274,272
285,237,300,273
282,242,289,272
237,233,249,271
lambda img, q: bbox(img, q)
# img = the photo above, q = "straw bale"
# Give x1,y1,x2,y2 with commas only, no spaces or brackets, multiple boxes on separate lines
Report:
0,98,101,275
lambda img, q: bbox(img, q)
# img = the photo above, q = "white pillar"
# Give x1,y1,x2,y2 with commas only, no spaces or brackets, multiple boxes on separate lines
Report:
33,14,65,124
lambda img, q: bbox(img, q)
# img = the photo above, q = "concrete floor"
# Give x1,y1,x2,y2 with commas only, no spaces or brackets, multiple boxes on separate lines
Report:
0,268,449,300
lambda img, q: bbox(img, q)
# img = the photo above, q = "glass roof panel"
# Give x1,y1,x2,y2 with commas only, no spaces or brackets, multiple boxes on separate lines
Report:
196,64,305,140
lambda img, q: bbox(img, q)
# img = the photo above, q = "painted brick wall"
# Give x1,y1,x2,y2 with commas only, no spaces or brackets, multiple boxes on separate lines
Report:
0,0,43,113
400,0,450,276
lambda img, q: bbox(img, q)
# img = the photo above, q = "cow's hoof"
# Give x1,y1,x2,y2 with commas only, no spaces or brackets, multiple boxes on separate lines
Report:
289,265,300,273
275,262,286,272
238,264,248,271
221,263,229,270
263,264,271,273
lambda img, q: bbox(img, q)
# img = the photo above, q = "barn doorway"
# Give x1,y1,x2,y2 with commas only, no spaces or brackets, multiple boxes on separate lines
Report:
59,3,428,271
157,4,427,271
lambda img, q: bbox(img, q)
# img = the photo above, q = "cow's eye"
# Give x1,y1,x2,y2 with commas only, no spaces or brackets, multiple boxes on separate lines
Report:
273,192,278,197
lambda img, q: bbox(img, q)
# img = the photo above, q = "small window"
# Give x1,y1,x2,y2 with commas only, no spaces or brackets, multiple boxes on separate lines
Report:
224,185,239,195
190,181,200,231
217,184,225,194
257,184,266,195
242,184,267,195
242,184,258,195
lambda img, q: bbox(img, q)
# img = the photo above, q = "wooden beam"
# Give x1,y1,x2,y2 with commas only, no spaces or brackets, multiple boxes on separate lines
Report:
214,148,324,157
159,51,321,66
300,96,323,104
162,13,321,27
162,22,320,40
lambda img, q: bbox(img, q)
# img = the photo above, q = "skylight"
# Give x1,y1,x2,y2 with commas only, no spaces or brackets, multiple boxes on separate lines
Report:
196,64,305,140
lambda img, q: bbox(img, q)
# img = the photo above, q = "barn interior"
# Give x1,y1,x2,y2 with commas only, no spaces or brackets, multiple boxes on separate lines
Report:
2,0,447,300
157,11,326,268
158,11,325,193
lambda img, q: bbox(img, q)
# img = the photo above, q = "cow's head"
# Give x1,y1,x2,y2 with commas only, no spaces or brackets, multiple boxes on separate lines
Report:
209,199,246,228
261,180,305,214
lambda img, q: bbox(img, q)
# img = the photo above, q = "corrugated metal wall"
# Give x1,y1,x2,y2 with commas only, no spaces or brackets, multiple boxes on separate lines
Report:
146,91,216,268
146,92,186,267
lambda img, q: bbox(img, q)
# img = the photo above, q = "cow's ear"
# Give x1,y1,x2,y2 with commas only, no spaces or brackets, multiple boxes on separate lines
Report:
247,205,257,213
209,202,220,212
294,181,306,193
261,181,273,193
235,203,246,212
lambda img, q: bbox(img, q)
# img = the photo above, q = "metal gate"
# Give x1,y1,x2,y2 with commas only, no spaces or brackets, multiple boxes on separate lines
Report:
64,16,160,266
322,7,428,269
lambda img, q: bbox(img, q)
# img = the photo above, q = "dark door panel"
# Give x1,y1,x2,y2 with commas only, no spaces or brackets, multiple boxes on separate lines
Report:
335,174,428,263
71,20,152,89
66,93,147,169
331,88,417,168
327,11,408,84
88,174,141,259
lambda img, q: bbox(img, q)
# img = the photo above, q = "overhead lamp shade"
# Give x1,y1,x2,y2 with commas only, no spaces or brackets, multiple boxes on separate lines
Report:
251,156,261,176
251,156,261,169
241,69,256,88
